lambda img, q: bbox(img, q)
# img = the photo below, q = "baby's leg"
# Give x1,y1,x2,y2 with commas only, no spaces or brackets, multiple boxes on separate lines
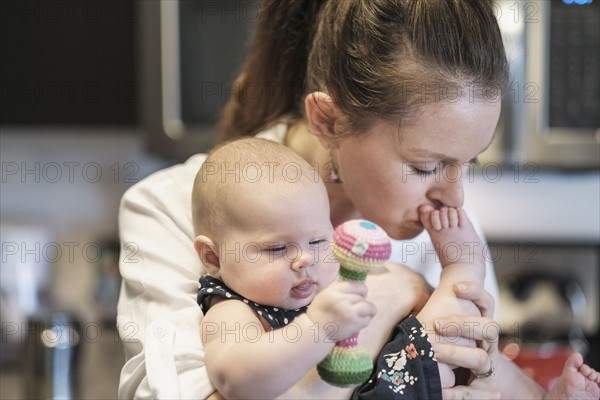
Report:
419,207,487,282
416,207,488,388
544,352,600,400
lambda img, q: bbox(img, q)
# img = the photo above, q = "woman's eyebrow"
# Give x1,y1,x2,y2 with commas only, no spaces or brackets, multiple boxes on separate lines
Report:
410,134,495,162
410,149,457,162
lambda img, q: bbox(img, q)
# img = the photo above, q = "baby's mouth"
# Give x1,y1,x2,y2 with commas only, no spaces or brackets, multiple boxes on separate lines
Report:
291,278,316,299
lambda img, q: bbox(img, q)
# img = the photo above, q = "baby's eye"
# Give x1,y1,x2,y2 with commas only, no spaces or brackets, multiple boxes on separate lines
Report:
264,245,286,253
309,239,328,246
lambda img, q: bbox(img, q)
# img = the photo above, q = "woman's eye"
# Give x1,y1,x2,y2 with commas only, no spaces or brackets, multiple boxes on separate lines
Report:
412,165,437,176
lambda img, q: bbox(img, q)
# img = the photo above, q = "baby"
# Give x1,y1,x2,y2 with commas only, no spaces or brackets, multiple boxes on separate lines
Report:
192,138,599,399
192,138,373,399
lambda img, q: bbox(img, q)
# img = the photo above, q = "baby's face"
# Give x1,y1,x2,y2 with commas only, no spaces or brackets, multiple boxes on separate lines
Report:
216,179,338,310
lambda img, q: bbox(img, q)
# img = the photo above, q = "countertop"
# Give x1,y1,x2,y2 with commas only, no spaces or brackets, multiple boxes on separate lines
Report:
464,167,599,243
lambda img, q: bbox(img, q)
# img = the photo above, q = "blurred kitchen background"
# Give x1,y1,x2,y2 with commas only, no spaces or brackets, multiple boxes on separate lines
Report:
1,0,598,398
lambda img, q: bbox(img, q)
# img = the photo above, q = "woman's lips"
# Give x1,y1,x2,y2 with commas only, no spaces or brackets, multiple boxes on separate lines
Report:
291,278,316,299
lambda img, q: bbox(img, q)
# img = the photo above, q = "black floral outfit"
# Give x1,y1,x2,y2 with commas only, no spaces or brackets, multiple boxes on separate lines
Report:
352,315,442,399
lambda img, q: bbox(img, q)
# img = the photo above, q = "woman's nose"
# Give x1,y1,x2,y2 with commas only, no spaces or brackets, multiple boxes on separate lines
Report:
427,174,464,208
291,251,314,272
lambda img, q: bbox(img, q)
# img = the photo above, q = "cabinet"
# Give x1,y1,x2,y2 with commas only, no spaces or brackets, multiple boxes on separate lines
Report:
139,0,257,159
0,1,137,125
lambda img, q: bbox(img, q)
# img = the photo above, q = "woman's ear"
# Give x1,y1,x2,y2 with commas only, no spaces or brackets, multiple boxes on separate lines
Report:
305,91,342,149
194,235,221,277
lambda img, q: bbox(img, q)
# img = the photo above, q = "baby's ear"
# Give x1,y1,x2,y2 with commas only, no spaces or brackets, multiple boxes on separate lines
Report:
194,235,221,277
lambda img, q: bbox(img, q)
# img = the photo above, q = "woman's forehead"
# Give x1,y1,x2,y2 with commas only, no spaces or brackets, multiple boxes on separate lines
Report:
375,99,500,158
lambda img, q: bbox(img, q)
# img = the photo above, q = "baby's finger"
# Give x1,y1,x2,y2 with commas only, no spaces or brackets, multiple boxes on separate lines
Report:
353,300,377,319
453,282,495,318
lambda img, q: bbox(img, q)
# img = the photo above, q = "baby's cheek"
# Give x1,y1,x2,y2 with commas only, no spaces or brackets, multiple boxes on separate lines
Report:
321,264,340,288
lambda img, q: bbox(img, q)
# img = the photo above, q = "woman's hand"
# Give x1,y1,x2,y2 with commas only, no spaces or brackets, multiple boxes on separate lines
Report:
435,282,501,399
361,263,432,357
434,313,501,399
453,281,495,319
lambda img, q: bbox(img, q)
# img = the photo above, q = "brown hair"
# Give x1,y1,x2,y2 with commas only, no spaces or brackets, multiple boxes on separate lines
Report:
218,0,508,140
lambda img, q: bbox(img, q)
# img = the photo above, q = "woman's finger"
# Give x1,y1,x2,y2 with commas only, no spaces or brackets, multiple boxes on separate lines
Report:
434,315,501,343
453,282,495,318
432,343,491,372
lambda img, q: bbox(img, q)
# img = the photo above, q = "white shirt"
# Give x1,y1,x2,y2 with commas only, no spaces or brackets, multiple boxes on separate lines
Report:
117,124,499,399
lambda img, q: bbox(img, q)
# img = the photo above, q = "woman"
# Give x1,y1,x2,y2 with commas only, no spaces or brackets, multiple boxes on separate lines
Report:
117,1,547,398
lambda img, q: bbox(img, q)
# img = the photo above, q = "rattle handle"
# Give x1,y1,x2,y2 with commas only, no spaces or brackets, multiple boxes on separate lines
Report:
337,333,359,348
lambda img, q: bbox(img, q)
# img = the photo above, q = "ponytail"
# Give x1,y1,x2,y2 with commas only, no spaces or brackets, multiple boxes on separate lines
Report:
219,0,508,142
218,0,327,142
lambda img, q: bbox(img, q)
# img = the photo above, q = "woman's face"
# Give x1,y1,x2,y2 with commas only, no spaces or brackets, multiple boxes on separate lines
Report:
335,98,501,240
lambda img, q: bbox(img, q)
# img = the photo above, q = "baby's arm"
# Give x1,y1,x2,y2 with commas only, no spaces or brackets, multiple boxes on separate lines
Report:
202,301,330,399
201,281,374,399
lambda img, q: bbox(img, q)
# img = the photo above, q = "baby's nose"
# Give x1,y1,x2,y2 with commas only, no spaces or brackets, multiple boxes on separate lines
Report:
291,251,314,272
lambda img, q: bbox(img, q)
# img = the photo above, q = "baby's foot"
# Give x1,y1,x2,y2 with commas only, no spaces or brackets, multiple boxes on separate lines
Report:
544,352,600,400
418,206,485,269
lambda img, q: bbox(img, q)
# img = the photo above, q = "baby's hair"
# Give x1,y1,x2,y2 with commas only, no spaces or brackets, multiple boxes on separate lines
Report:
219,0,508,140
192,138,319,238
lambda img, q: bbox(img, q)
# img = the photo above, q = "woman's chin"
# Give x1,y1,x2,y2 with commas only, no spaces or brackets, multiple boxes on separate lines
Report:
385,224,425,241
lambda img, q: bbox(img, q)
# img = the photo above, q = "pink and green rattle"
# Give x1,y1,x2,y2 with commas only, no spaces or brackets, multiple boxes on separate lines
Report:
317,219,392,387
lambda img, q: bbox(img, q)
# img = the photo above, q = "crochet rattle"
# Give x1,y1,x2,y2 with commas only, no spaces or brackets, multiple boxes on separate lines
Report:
317,219,392,387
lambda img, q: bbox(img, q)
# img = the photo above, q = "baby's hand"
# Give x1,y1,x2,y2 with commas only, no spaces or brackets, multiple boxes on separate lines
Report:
306,280,376,342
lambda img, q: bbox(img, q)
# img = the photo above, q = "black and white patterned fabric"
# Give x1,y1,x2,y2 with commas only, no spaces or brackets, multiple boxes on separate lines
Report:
197,275,307,329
